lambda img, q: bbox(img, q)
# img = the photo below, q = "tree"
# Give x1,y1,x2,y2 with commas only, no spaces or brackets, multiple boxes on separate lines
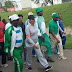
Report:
31,0,53,7
2,0,15,12
0,3,2,8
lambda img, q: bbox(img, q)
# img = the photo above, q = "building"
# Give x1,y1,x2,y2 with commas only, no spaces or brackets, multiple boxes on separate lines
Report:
1,0,71,11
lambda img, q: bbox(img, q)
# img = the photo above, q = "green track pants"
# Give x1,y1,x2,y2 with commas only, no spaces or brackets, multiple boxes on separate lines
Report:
38,33,52,57
13,47,23,72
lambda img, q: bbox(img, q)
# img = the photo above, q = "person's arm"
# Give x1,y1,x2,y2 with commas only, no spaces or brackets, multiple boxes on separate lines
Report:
41,22,46,34
51,31,60,43
40,22,47,40
4,28,11,55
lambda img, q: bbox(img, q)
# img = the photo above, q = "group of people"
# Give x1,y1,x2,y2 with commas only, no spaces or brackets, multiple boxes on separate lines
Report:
0,8,67,72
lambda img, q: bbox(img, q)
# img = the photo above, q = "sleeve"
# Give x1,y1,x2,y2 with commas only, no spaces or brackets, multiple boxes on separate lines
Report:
4,28,11,55
49,23,54,33
25,26,35,46
41,22,46,34
35,18,42,36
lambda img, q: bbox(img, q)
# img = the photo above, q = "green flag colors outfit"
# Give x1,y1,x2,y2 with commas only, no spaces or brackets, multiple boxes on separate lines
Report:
4,25,25,72
49,19,65,59
36,16,51,57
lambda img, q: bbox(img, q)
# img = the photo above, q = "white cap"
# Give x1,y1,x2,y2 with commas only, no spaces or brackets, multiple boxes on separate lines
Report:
28,12,33,16
8,15,12,20
11,14,20,21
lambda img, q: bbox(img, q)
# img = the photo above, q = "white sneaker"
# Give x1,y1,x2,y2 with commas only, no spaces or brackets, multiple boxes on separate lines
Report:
1,64,8,67
62,57,67,60
57,52,60,55
58,56,67,60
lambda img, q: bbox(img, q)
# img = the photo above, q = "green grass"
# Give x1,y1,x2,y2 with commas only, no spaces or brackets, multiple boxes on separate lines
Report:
42,34,72,49
65,34,72,49
0,2,72,49
0,2,72,27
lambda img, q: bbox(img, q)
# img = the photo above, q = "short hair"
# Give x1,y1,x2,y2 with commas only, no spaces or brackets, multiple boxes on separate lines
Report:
18,14,23,18
28,15,35,20
2,19,6,23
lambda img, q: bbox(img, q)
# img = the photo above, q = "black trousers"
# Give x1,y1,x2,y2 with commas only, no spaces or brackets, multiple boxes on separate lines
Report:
0,42,6,64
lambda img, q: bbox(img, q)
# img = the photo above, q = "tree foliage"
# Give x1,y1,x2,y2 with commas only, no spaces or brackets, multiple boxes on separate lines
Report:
1,0,15,12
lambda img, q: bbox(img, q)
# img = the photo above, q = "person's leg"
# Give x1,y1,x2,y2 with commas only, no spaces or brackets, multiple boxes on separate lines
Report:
43,33,52,57
34,44,49,68
36,37,43,62
62,36,66,49
13,48,23,72
0,42,7,65
38,37,42,48
49,34,57,49
26,47,33,68
23,48,26,64
34,43,53,71
55,44,59,54
32,48,36,55
56,34,66,60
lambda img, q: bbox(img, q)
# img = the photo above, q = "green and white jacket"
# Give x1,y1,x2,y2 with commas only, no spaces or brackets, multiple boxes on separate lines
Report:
36,16,46,36
4,25,25,56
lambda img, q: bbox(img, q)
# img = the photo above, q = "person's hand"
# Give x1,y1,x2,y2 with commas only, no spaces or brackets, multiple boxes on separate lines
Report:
57,39,60,43
41,36,44,40
34,44,39,49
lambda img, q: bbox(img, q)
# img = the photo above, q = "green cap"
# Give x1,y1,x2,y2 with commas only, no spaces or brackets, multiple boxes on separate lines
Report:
36,8,43,13
52,13,59,17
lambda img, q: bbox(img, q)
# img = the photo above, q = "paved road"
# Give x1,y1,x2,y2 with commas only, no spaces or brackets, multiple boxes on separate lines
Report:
0,47,72,72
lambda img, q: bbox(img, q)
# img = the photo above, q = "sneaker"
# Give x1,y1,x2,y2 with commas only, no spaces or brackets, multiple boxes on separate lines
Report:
47,57,54,62
45,66,53,72
26,67,32,71
58,56,67,60
62,57,67,60
1,64,8,67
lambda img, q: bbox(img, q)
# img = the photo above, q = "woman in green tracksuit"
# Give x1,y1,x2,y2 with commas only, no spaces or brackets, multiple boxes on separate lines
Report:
4,14,25,72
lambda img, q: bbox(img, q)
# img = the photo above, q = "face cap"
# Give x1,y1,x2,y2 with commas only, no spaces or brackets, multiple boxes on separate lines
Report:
11,14,20,21
52,13,59,17
36,8,43,14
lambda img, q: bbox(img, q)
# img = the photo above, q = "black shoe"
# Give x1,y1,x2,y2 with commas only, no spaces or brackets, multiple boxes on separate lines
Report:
45,66,53,72
8,57,13,61
0,71,2,72
28,67,32,71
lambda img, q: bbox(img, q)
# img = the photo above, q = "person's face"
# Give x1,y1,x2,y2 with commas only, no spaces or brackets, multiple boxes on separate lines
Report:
59,15,62,20
29,19,35,25
12,19,19,27
53,17,59,21
19,16,23,22
38,11,43,16
4,20,7,24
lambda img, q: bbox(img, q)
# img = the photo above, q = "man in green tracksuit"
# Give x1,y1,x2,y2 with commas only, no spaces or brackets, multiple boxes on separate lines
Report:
35,8,54,62
4,14,25,72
